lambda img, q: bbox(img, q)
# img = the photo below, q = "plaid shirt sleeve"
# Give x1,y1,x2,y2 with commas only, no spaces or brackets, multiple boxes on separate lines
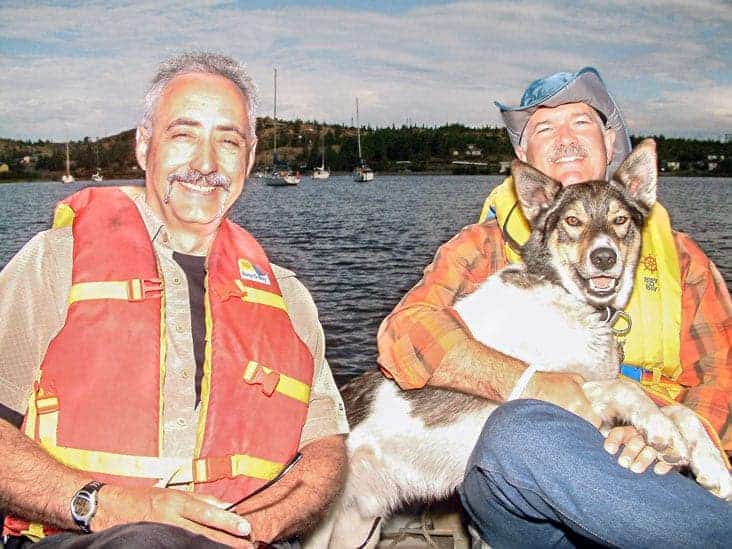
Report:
674,232,732,452
377,221,507,389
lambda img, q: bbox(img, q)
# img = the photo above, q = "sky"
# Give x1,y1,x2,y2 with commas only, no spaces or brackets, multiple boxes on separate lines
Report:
1,0,730,141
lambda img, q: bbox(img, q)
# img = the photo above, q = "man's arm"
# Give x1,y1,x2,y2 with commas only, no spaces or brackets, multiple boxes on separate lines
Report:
674,233,732,452
233,434,347,543
377,222,601,423
262,269,348,542
0,417,252,545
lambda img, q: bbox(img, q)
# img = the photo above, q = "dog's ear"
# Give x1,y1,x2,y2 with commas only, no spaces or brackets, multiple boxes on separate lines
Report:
512,159,562,225
612,138,657,212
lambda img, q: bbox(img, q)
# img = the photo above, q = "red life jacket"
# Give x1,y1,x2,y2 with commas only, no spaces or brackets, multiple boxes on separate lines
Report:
5,187,314,538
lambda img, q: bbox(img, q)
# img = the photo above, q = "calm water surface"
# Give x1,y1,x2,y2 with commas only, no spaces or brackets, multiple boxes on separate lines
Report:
1,176,729,383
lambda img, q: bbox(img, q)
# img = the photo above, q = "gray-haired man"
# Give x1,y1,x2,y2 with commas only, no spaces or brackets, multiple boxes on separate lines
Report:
0,52,348,548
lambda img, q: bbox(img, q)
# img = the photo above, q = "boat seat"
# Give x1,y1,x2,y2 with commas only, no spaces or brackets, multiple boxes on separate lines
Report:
376,496,490,548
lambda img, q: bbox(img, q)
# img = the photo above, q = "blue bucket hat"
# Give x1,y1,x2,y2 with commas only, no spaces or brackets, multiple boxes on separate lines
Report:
495,67,631,175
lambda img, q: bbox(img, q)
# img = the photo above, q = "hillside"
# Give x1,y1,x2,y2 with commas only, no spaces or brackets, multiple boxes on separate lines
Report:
1,120,730,181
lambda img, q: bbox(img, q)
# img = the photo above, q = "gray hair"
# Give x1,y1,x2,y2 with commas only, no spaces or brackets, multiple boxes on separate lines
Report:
141,51,259,139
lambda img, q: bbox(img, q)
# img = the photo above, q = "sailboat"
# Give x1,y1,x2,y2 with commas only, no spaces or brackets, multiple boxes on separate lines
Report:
264,68,299,186
312,133,330,180
91,138,103,182
61,141,75,184
353,97,374,182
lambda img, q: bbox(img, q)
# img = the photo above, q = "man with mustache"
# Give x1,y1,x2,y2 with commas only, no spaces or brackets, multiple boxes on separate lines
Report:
378,67,732,546
0,52,348,548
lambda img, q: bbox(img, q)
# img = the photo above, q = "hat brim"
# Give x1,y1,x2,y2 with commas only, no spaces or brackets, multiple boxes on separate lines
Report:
495,67,630,176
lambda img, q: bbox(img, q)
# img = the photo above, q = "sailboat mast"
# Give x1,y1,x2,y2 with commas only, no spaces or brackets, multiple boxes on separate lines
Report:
273,68,278,161
321,134,325,170
65,142,71,175
356,97,362,161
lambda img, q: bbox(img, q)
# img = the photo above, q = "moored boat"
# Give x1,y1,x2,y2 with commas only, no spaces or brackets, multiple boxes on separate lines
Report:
264,68,299,187
61,141,74,183
353,97,374,182
312,133,330,180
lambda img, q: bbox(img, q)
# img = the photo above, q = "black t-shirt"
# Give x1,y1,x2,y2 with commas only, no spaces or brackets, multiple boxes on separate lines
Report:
172,252,206,407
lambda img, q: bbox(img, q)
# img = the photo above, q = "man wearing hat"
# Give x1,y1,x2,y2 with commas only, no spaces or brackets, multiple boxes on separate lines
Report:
378,67,732,546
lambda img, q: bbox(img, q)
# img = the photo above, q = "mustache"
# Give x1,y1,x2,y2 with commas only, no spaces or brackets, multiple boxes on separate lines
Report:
167,169,232,191
550,142,588,161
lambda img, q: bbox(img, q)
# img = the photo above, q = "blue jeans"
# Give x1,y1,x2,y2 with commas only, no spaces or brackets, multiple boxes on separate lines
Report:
458,399,732,548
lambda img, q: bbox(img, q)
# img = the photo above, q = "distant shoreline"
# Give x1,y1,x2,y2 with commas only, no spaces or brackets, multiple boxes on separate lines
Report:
2,171,731,184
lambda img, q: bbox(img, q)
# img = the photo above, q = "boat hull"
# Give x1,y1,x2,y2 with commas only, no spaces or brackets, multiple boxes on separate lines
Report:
312,168,330,180
353,170,374,182
264,176,298,186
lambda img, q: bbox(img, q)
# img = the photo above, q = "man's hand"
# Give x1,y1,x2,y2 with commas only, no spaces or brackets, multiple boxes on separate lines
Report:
523,371,603,428
233,435,346,544
94,485,254,548
603,425,675,475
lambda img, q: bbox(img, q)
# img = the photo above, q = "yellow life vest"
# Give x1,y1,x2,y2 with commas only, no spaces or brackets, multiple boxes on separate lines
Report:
480,177,683,399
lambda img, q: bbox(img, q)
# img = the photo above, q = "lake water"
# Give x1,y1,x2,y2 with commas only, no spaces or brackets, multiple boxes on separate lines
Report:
0,176,729,383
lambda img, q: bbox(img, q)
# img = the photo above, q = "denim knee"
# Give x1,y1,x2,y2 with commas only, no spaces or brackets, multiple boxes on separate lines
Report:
467,399,599,478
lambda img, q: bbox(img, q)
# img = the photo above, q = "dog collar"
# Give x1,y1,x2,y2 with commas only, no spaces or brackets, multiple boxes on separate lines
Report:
599,306,632,336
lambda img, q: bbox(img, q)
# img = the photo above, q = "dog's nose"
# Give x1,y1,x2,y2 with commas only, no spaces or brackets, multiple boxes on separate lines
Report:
590,247,617,270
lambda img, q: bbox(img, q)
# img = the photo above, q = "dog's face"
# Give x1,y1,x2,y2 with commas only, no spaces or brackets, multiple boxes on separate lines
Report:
513,139,658,309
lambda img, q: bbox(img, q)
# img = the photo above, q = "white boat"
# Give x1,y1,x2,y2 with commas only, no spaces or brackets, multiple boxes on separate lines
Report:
264,68,299,187
312,166,330,180
312,134,330,180
264,170,300,187
354,164,374,182
61,141,74,184
353,97,374,182
91,139,103,182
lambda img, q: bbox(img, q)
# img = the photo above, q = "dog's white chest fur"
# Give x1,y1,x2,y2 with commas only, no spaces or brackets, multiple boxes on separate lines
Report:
454,265,619,381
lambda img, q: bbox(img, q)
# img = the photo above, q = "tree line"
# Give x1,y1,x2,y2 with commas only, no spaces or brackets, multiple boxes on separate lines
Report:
2,121,731,181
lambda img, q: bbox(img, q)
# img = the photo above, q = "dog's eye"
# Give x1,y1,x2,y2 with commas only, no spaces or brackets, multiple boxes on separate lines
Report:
565,216,582,227
614,216,628,225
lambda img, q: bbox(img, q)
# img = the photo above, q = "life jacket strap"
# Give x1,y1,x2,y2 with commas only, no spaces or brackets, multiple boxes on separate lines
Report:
68,278,163,305
620,365,685,401
36,395,59,445
234,279,287,311
243,361,310,404
39,442,286,486
192,454,286,484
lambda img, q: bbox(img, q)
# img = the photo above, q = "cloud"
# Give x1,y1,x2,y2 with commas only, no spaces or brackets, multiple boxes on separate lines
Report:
0,0,730,140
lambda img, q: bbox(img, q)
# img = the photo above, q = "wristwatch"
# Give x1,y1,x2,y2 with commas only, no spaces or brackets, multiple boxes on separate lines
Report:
70,481,105,533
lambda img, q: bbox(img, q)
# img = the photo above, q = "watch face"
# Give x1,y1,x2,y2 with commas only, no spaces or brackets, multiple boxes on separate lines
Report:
73,492,94,519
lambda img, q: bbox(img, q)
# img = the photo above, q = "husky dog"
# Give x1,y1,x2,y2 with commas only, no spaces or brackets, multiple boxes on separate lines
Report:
306,139,732,549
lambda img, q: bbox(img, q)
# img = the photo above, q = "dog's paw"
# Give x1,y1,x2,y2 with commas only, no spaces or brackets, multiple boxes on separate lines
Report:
661,404,731,501
694,454,732,502
638,412,689,465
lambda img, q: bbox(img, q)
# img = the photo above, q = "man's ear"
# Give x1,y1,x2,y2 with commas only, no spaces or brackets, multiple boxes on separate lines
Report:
244,138,258,179
135,126,149,172
514,145,528,162
612,138,657,212
603,127,616,165
512,159,562,225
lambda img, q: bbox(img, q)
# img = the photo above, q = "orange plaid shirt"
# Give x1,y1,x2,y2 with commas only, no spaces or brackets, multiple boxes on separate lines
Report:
377,219,732,451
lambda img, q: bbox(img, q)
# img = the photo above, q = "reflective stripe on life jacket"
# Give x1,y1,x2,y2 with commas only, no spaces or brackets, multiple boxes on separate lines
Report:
5,187,314,538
